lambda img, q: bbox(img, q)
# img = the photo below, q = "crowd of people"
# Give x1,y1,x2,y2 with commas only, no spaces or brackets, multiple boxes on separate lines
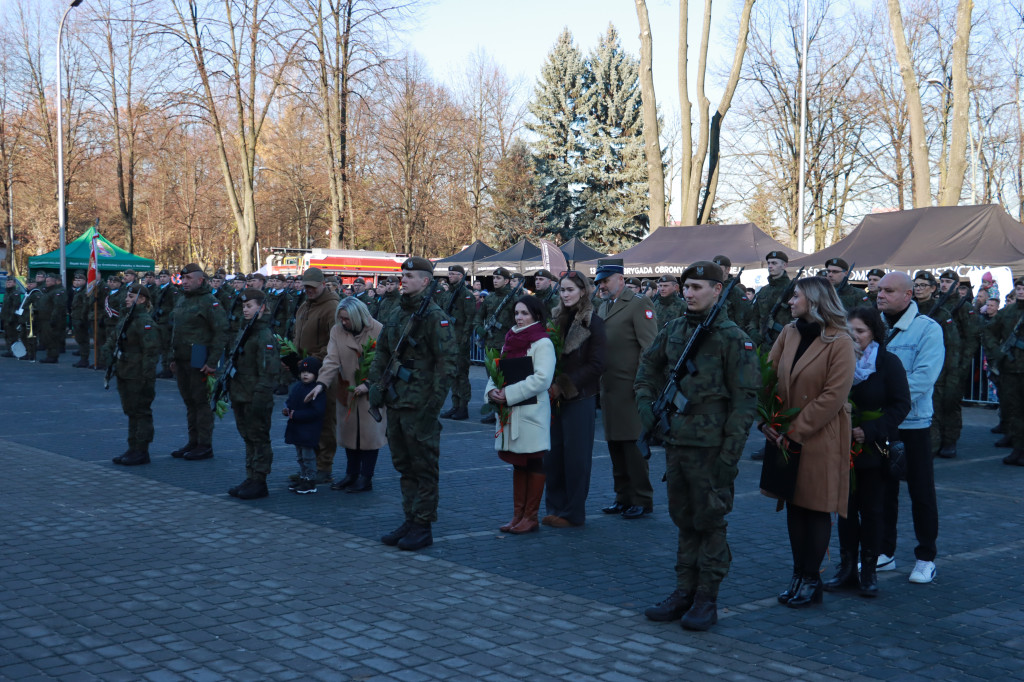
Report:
2,252,1023,632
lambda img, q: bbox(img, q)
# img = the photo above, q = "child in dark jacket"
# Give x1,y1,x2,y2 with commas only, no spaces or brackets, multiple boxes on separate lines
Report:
283,357,327,494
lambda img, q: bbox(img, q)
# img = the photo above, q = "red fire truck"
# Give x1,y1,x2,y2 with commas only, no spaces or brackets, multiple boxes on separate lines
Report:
263,247,410,285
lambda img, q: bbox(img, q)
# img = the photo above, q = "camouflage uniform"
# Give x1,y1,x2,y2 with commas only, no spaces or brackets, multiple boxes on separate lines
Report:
917,296,963,453
104,300,160,458
634,309,759,599
720,276,752,332
229,314,279,484
983,301,1024,461
97,285,127,367
537,287,560,316
368,286,456,527
375,289,400,325
225,289,246,337
749,272,792,348
439,280,476,417
836,283,870,311
474,284,516,351
651,293,686,329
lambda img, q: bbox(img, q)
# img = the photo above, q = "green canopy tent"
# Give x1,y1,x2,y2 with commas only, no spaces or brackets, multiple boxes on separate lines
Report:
27,226,154,277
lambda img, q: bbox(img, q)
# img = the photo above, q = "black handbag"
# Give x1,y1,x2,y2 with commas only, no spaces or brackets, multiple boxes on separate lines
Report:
880,439,907,481
759,438,802,501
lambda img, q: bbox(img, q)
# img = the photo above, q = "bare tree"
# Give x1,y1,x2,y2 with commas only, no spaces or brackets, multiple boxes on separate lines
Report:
0,26,27,274
633,0,666,230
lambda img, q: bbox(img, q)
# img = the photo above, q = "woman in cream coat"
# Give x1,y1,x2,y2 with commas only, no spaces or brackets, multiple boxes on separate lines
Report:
486,295,556,534
305,296,387,492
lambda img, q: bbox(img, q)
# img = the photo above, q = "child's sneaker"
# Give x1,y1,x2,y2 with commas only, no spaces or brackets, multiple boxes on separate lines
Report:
293,478,318,494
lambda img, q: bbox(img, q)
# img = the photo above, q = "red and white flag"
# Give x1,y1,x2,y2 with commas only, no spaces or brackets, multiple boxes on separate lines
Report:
86,234,100,293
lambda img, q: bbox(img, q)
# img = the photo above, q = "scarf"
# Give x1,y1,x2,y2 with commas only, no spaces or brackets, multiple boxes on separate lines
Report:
502,321,548,359
853,340,879,385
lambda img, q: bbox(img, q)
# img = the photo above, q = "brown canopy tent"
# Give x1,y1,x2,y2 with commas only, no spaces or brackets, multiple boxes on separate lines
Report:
789,205,1024,276
576,223,805,277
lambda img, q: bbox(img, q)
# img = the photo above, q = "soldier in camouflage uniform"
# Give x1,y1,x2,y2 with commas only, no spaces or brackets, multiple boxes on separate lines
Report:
375,276,400,323
153,270,179,378
865,268,885,307
225,288,280,500
824,258,870,310
96,275,126,369
169,264,228,461
636,261,759,631
69,271,91,368
533,269,560,316
369,257,456,551
439,265,476,421
711,256,753,333
105,284,160,466
983,278,1024,465
650,274,686,329
749,251,794,349
913,270,963,458
38,272,67,363
474,267,518,424
2,276,23,356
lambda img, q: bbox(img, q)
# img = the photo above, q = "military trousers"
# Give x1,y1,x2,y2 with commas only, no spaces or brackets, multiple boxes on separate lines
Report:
608,439,653,508
19,325,37,360
3,318,18,349
387,408,441,524
930,372,962,449
232,397,274,482
449,340,472,410
316,390,338,473
117,376,155,451
42,325,61,360
1000,371,1024,449
72,319,90,358
157,324,174,368
175,366,215,448
664,444,737,597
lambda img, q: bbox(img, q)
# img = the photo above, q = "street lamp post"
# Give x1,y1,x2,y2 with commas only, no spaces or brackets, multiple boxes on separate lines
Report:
797,0,809,252
56,0,84,287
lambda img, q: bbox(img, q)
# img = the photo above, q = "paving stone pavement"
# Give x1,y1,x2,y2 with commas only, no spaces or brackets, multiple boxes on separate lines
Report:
1,355,1023,680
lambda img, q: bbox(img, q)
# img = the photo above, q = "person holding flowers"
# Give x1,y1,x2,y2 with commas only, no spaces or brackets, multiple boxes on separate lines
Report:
305,296,386,494
824,306,909,597
762,276,856,609
484,295,556,534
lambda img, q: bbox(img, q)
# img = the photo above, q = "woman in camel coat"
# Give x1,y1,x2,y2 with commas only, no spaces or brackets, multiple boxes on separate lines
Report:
306,296,387,492
762,276,856,609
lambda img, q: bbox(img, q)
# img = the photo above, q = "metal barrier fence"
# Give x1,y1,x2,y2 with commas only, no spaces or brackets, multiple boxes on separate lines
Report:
963,347,998,405
469,332,485,365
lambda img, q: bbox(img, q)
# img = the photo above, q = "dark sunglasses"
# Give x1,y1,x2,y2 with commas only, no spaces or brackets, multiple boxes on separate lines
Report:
559,270,581,280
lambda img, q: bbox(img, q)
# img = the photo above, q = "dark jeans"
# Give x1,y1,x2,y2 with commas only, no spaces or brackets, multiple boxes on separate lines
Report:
882,427,938,562
838,466,884,559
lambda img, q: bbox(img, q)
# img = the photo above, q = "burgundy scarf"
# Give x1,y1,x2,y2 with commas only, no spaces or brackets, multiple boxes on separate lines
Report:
502,322,549,359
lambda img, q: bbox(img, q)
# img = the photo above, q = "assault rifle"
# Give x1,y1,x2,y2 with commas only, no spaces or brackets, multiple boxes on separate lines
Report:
209,311,259,411
838,261,856,293
760,266,804,343
638,268,743,459
479,278,525,343
368,280,438,423
925,281,958,321
104,295,139,390
999,308,1024,361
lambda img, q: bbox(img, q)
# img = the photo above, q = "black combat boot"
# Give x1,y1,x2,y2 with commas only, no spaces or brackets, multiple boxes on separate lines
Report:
859,554,878,598
450,406,469,420
183,445,214,460
644,589,695,622
995,435,1013,448
397,523,433,551
440,406,457,419
236,478,269,500
936,442,957,459
786,575,823,608
381,520,412,546
171,442,196,458
1003,449,1024,466
823,551,859,591
778,572,802,604
228,479,252,497
120,449,151,466
112,449,134,464
680,587,718,631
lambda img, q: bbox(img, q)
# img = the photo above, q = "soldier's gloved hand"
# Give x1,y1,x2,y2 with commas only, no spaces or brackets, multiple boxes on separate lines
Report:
638,400,657,433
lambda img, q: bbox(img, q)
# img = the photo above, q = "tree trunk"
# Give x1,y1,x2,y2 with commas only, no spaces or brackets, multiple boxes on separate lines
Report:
886,0,932,208
937,0,973,206
634,0,666,231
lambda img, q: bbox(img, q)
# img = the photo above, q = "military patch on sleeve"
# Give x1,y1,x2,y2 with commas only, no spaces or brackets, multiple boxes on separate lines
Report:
743,341,754,351
266,344,275,350
144,324,152,330
440,319,449,327
644,310,654,319
212,301,219,306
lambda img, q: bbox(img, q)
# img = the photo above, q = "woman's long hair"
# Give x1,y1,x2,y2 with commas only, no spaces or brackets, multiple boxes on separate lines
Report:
795,276,849,341
336,295,372,334
553,271,593,330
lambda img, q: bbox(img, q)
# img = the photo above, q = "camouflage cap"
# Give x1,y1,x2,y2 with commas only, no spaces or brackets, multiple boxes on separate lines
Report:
765,251,789,263
401,257,433,273
681,261,725,284
825,257,849,271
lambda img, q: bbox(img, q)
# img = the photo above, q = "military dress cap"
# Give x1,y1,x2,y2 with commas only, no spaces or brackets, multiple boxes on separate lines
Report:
491,266,512,279
594,258,625,282
300,267,324,285
825,257,849,271
447,264,466,276
681,261,725,284
180,263,206,276
625,277,642,287
239,288,266,303
73,269,86,277
765,251,789,263
127,282,151,299
712,255,731,268
657,274,678,284
913,270,937,285
867,268,886,279
401,257,434,273
939,269,958,281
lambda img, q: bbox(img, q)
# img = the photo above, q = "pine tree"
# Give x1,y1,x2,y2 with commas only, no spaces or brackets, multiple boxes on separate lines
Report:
491,139,541,246
527,29,589,241
576,25,649,252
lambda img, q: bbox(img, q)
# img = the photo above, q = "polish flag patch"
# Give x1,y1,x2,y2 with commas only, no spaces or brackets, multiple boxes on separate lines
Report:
644,310,654,319
440,319,449,327
266,344,275,350
212,301,219,306
144,324,152,330
743,341,754,351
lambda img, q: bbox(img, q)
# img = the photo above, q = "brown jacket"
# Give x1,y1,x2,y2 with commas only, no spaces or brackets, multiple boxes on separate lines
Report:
598,287,657,440
293,289,340,359
765,323,856,515
318,316,387,451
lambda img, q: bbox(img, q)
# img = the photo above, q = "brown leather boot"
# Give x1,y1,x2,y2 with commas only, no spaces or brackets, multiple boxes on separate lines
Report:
510,472,546,534
500,468,528,532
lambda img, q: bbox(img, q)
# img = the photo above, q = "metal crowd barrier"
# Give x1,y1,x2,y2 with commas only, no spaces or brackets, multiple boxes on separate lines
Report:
469,332,485,365
963,347,998,405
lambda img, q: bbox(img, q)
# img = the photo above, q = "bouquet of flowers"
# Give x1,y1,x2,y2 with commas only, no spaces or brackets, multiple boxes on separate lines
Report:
275,334,303,376
206,374,229,419
848,400,883,488
481,347,511,445
350,337,377,391
756,348,800,461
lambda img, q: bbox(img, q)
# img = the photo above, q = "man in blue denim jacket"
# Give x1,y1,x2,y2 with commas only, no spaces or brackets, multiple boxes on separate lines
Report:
876,271,945,585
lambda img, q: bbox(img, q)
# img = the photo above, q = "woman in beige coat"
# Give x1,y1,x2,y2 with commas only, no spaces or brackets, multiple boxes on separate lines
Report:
305,297,387,492
762,276,856,609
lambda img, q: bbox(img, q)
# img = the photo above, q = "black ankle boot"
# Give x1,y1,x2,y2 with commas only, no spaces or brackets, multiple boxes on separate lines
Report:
823,551,859,591
786,575,823,608
680,588,718,631
859,554,878,598
778,573,802,604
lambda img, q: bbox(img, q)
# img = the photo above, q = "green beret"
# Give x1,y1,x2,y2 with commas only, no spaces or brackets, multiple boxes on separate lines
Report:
657,274,678,284
448,265,466,276
73,270,86,278
914,270,937,285
127,283,151,299
681,261,724,284
625,277,642,287
939,269,958,281
533,269,555,280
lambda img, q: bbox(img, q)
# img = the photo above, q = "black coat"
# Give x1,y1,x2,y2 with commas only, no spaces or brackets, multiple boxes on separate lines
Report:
555,311,607,401
850,347,911,469
284,380,327,448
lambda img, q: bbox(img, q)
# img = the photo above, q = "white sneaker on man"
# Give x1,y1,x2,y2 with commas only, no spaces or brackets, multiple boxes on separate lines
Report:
876,554,896,572
909,560,936,584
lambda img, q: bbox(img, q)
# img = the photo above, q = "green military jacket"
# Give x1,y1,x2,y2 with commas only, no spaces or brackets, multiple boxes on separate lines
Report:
375,290,399,324
651,294,686,329
836,283,870,311
917,296,962,374
1,286,22,325
634,309,759,462
368,289,456,412
36,285,55,324
103,306,159,379
265,290,291,336
170,281,228,364
750,273,793,347
983,301,1024,374
48,285,67,330
474,284,517,350
228,316,278,401
439,281,476,346
722,276,753,332
153,283,179,326
537,287,560,316
70,286,89,323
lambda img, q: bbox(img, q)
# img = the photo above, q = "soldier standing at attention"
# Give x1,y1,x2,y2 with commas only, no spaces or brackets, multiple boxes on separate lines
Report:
749,251,793,349
712,255,753,333
375,276,400,323
2,275,22,356
534,269,560,315
169,264,227,461
70,271,91,368
475,267,517,424
352,277,372,306
226,288,280,500
824,258,870,310
635,261,759,631
595,259,658,520
370,257,456,551
439,265,476,421
95,274,126,369
650,274,686,329
865,269,886,306
18,277,42,361
984,277,1024,466
106,284,160,466
153,270,179,378
36,272,66,364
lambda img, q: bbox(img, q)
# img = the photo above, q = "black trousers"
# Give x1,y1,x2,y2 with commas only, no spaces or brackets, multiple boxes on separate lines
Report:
787,503,832,579
838,466,884,559
882,427,938,562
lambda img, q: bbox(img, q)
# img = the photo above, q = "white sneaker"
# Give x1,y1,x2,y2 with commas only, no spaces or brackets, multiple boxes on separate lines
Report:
909,560,936,584
876,554,896,572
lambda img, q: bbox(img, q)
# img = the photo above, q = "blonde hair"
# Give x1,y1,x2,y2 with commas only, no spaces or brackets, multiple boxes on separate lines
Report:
795,277,849,341
336,296,372,333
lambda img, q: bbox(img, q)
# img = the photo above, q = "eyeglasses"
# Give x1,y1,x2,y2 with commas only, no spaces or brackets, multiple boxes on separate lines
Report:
913,283,933,289
826,269,846,275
